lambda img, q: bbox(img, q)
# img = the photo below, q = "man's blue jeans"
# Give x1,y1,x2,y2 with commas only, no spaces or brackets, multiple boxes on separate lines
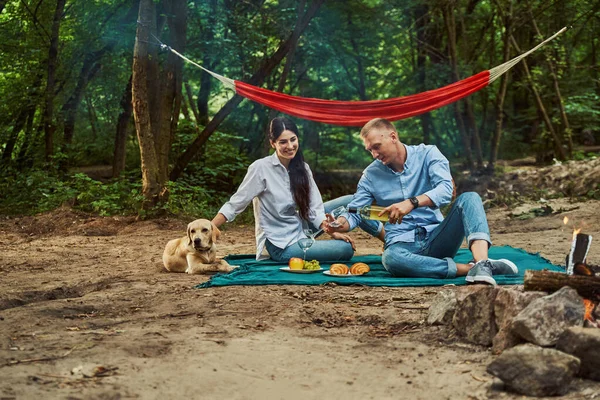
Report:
265,195,383,262
382,192,491,279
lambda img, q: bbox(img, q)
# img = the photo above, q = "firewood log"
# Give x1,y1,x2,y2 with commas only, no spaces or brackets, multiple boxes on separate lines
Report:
524,270,600,300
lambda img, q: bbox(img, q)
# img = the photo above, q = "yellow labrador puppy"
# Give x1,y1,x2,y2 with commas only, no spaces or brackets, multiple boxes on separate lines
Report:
163,219,235,274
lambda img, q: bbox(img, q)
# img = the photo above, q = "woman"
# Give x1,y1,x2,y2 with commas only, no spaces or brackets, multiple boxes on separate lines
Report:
212,117,382,261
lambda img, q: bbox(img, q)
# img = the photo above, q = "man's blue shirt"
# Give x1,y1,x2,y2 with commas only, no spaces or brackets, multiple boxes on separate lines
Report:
345,144,454,246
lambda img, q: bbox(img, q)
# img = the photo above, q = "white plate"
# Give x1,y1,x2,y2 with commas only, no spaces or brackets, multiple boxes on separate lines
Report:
279,267,324,274
323,270,355,277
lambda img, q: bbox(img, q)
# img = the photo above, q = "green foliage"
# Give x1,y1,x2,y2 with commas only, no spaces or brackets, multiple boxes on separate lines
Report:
1,0,600,218
0,168,143,216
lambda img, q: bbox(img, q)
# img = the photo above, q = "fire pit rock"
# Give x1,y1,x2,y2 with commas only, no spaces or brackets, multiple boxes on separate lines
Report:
510,286,585,346
492,288,546,354
426,289,456,325
452,286,499,346
487,343,581,397
556,327,600,381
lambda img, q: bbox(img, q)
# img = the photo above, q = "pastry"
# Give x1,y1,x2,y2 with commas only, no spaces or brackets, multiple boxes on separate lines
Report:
350,262,370,275
329,263,349,275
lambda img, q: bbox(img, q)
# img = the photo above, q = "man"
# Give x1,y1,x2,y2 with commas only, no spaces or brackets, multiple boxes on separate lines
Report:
325,118,518,285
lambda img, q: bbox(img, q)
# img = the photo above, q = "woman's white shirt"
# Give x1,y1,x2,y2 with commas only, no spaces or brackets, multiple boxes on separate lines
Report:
218,153,326,260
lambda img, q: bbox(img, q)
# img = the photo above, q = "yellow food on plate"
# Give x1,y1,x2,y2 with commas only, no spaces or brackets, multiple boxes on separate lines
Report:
329,263,349,275
288,257,304,270
350,262,370,275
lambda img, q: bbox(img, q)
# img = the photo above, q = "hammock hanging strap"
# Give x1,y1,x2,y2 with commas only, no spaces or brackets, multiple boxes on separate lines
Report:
168,27,567,127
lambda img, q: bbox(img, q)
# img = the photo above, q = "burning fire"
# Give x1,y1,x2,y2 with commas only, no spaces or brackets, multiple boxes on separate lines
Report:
583,299,596,322
563,216,582,240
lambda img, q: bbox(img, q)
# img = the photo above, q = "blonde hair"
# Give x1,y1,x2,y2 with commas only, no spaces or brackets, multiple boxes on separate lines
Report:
360,118,396,138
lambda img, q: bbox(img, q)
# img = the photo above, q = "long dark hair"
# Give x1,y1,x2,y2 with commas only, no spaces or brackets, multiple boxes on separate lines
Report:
269,117,311,220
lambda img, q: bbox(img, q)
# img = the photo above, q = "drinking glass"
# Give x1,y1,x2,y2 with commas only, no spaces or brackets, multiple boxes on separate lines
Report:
297,236,314,261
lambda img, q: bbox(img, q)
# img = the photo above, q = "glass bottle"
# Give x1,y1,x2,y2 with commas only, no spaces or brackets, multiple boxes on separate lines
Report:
347,205,389,222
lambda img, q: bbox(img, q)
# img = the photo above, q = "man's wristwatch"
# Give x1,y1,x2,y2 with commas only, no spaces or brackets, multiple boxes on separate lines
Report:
409,197,419,209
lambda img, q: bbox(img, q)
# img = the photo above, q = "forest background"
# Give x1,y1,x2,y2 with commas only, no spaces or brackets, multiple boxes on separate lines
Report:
0,0,599,219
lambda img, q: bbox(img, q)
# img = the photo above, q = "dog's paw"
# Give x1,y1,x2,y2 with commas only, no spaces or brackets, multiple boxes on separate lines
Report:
226,265,239,272
184,267,193,274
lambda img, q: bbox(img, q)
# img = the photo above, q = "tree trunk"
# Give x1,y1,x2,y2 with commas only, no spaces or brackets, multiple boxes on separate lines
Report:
527,5,572,157
489,1,512,170
414,3,434,144
169,0,325,181
2,108,29,162
42,0,66,161
16,106,38,169
457,10,483,168
85,95,98,141
113,76,133,178
442,3,474,169
510,35,567,161
196,0,217,126
132,0,162,209
261,0,306,157
156,0,187,185
185,81,200,123
62,61,102,146
62,1,139,148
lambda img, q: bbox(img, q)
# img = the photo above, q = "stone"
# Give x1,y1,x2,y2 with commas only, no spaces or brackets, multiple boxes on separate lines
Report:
511,286,585,346
487,343,580,397
492,288,546,354
452,285,498,346
556,327,600,381
427,289,456,325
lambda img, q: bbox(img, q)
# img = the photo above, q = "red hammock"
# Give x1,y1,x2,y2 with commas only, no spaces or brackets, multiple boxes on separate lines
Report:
167,27,566,127
235,71,489,126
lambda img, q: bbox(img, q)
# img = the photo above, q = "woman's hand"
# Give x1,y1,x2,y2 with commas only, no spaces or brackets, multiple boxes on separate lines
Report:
323,214,348,233
330,231,356,251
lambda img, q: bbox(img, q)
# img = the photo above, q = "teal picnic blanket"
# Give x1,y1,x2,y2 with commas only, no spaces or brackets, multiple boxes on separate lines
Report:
196,246,563,288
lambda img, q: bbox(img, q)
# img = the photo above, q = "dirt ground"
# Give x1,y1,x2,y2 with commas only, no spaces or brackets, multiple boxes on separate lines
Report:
1,194,600,399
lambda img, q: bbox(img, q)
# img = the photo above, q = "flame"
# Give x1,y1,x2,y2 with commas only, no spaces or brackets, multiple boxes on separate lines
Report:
573,228,582,241
563,216,569,225
583,299,596,322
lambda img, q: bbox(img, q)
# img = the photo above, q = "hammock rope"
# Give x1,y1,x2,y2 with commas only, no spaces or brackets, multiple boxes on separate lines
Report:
161,27,567,127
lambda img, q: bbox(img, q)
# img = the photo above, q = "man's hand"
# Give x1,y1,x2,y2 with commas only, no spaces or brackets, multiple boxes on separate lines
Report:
330,231,356,250
381,200,414,224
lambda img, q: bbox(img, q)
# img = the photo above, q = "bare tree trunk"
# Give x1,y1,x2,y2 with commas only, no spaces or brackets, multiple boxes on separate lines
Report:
260,0,306,157
113,76,133,178
62,1,139,147
170,0,325,181
184,81,200,123
527,5,572,157
42,0,66,161
510,35,567,161
2,108,29,162
62,61,101,145
489,1,512,170
457,10,483,168
84,95,98,141
132,0,161,209
414,3,434,144
16,107,38,169
442,3,474,170
348,14,367,101
196,0,218,126
156,0,186,185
